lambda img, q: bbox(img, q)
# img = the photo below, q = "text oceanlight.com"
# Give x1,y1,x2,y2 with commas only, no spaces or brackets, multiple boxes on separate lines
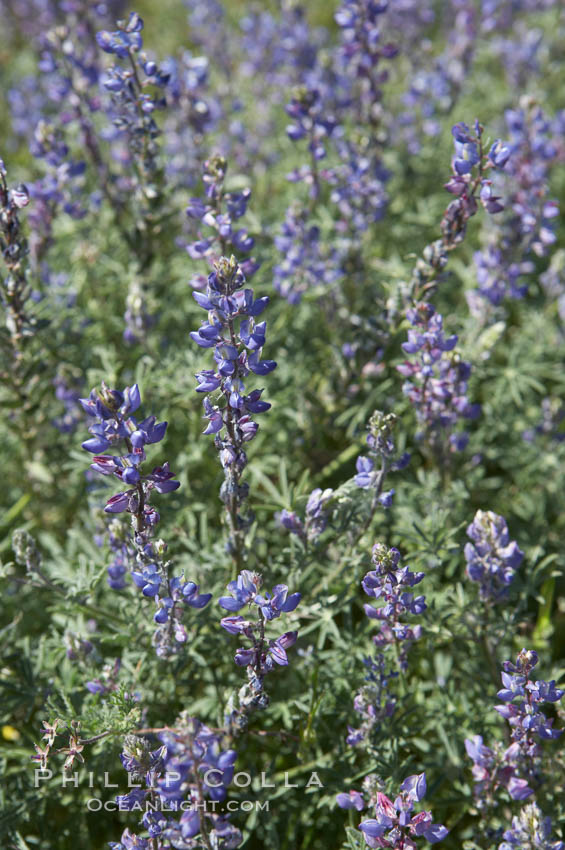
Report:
86,799,271,813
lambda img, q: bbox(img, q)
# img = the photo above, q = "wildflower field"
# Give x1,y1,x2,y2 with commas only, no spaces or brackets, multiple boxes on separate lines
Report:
1,1,564,848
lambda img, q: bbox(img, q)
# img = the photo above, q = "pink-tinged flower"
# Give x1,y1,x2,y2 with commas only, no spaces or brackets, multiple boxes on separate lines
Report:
336,790,365,811
356,773,448,847
104,491,131,513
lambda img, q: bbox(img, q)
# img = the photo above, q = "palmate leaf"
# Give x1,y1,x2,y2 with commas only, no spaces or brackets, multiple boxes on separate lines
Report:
0,808,31,841
0,652,40,721
343,826,365,850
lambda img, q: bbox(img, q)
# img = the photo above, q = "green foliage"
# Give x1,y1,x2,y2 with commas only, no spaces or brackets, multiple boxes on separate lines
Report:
0,1,564,849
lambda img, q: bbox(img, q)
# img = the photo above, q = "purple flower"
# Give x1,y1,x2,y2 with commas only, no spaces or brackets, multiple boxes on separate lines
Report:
189,247,276,562
362,545,426,671
398,303,477,452
255,585,301,621
219,571,300,623
356,775,448,847
79,383,209,658
131,567,162,598
268,631,298,666
464,510,523,601
400,772,427,802
104,492,132,514
453,138,480,175
113,721,241,848
80,384,179,519
499,802,564,850
495,649,563,746
466,650,562,809
355,456,374,488
218,570,300,725
219,570,261,612
96,14,144,58
185,156,257,271
336,790,365,811
273,203,339,303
